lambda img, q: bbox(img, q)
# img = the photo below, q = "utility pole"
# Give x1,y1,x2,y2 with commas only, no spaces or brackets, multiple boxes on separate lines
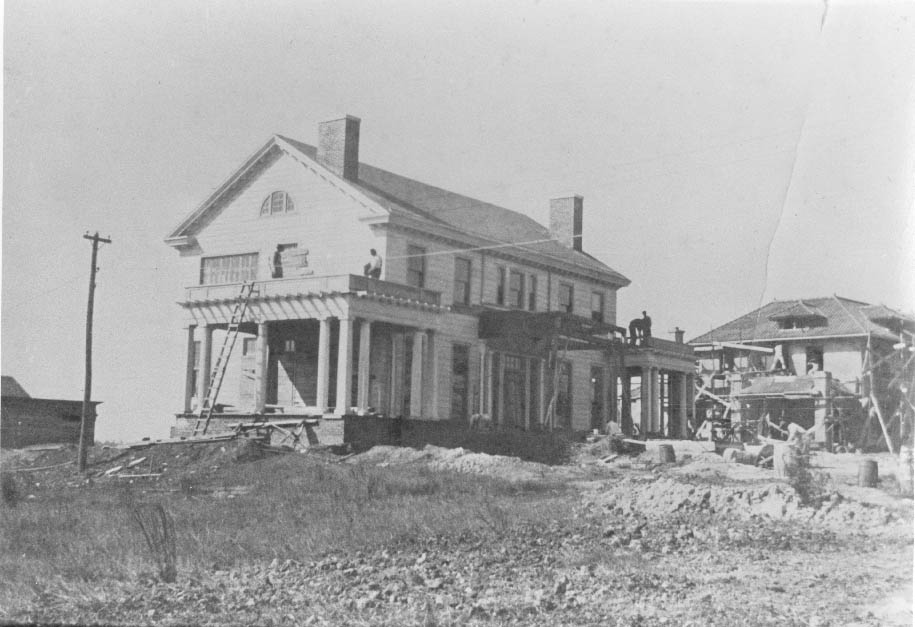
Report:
79,232,112,472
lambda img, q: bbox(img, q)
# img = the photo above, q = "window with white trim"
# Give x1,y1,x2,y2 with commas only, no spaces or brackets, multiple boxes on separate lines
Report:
200,253,258,285
260,191,296,216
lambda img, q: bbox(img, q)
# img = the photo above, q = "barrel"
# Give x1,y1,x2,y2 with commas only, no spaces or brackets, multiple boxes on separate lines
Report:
897,446,914,498
657,444,676,463
858,459,878,488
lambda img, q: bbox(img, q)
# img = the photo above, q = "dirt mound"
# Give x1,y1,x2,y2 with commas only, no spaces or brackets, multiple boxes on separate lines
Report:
585,474,909,534
347,444,551,481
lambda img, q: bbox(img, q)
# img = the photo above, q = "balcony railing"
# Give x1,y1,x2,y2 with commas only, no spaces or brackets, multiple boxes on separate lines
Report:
184,274,441,306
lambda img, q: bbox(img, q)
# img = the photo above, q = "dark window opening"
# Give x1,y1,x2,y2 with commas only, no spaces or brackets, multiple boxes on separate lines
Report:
591,291,605,322
558,283,574,314
509,270,524,309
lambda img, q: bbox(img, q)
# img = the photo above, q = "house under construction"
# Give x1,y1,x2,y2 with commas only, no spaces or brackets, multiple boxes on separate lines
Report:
688,296,915,452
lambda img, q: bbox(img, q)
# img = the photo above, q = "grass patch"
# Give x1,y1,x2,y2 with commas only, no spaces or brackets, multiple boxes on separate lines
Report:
0,451,573,609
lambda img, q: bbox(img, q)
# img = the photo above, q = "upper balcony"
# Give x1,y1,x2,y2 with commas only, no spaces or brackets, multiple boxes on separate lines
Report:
184,274,442,307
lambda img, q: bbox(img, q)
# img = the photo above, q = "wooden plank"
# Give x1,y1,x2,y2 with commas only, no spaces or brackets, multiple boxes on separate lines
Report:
870,392,895,455
126,457,148,468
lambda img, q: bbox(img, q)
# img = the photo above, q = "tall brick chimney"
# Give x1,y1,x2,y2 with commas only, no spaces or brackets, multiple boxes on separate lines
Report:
549,195,583,252
317,115,360,180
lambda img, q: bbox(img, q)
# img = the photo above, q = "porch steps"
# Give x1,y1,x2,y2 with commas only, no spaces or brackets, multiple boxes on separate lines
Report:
193,281,257,435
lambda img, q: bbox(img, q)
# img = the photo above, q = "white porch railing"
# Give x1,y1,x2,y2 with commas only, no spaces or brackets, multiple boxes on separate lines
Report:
185,274,441,306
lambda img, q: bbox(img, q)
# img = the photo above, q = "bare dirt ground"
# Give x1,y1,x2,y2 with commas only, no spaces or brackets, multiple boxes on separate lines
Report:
1,440,912,626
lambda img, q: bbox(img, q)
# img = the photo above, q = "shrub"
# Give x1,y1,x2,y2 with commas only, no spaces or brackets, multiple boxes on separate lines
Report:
130,503,177,583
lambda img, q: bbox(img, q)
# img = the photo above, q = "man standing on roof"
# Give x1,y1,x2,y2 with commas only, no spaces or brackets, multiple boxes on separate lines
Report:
364,248,382,280
641,311,652,340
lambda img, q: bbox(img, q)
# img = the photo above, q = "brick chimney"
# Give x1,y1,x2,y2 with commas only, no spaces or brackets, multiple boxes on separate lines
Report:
674,327,685,344
549,195,583,252
317,115,360,180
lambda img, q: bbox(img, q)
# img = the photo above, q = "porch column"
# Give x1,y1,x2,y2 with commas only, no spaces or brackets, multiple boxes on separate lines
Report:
621,370,632,435
538,359,547,428
679,372,689,438
198,325,214,403
640,368,650,435
390,332,405,416
524,358,532,430
254,322,270,413
479,346,488,415
315,318,331,412
334,317,354,415
410,330,425,418
423,330,438,419
357,319,372,409
183,324,197,413
650,367,661,433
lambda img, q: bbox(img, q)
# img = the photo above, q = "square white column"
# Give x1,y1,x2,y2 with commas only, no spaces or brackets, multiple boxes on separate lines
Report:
640,368,650,435
335,317,354,415
679,372,690,438
198,325,214,403
650,367,661,433
357,319,372,409
423,330,437,419
479,345,488,415
184,325,197,413
410,330,425,418
315,318,331,412
254,322,270,413
390,332,405,416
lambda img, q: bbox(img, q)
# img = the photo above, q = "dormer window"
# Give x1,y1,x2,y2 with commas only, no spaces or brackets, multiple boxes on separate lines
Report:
260,191,296,216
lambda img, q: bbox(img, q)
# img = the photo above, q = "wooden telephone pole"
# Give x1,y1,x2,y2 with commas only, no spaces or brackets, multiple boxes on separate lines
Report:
79,232,112,472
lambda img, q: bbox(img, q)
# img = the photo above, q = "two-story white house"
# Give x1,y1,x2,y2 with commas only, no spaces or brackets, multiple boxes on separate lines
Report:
166,115,695,438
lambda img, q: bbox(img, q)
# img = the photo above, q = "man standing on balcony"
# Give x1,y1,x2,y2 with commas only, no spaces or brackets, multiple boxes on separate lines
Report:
364,248,382,280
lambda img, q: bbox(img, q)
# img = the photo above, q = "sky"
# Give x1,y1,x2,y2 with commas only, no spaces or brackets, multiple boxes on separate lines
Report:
3,0,914,442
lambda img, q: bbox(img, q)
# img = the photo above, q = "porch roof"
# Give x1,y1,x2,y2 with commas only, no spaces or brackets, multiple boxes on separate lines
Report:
180,274,446,325
478,309,626,351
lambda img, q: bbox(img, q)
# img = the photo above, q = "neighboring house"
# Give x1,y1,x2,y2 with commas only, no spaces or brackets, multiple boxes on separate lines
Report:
0,376,99,449
689,296,915,448
165,115,694,438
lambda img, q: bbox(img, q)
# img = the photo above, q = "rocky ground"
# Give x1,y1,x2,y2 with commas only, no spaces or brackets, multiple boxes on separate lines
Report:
2,439,913,626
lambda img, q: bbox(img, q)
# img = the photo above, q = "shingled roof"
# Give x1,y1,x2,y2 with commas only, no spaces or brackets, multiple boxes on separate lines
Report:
690,296,910,344
277,136,629,286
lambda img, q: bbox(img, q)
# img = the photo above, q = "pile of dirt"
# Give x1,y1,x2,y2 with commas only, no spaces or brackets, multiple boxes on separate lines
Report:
585,473,909,534
347,444,551,481
1,439,275,493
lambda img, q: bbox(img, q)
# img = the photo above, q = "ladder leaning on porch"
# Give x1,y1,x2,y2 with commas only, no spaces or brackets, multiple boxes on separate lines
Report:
193,281,257,436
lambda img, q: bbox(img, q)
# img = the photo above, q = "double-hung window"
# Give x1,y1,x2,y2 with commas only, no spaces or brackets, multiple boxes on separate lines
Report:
406,245,426,288
453,258,472,305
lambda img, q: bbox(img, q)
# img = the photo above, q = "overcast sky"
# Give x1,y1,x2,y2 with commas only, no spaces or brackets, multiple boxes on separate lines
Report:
3,0,914,441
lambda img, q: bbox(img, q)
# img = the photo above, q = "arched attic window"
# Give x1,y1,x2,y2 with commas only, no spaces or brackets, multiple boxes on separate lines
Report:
260,191,296,216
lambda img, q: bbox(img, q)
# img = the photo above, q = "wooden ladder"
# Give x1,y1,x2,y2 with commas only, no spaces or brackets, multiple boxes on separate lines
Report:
193,281,257,436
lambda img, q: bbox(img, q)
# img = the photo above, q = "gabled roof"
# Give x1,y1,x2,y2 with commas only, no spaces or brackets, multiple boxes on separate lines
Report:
689,296,910,345
166,133,629,286
1,376,30,398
